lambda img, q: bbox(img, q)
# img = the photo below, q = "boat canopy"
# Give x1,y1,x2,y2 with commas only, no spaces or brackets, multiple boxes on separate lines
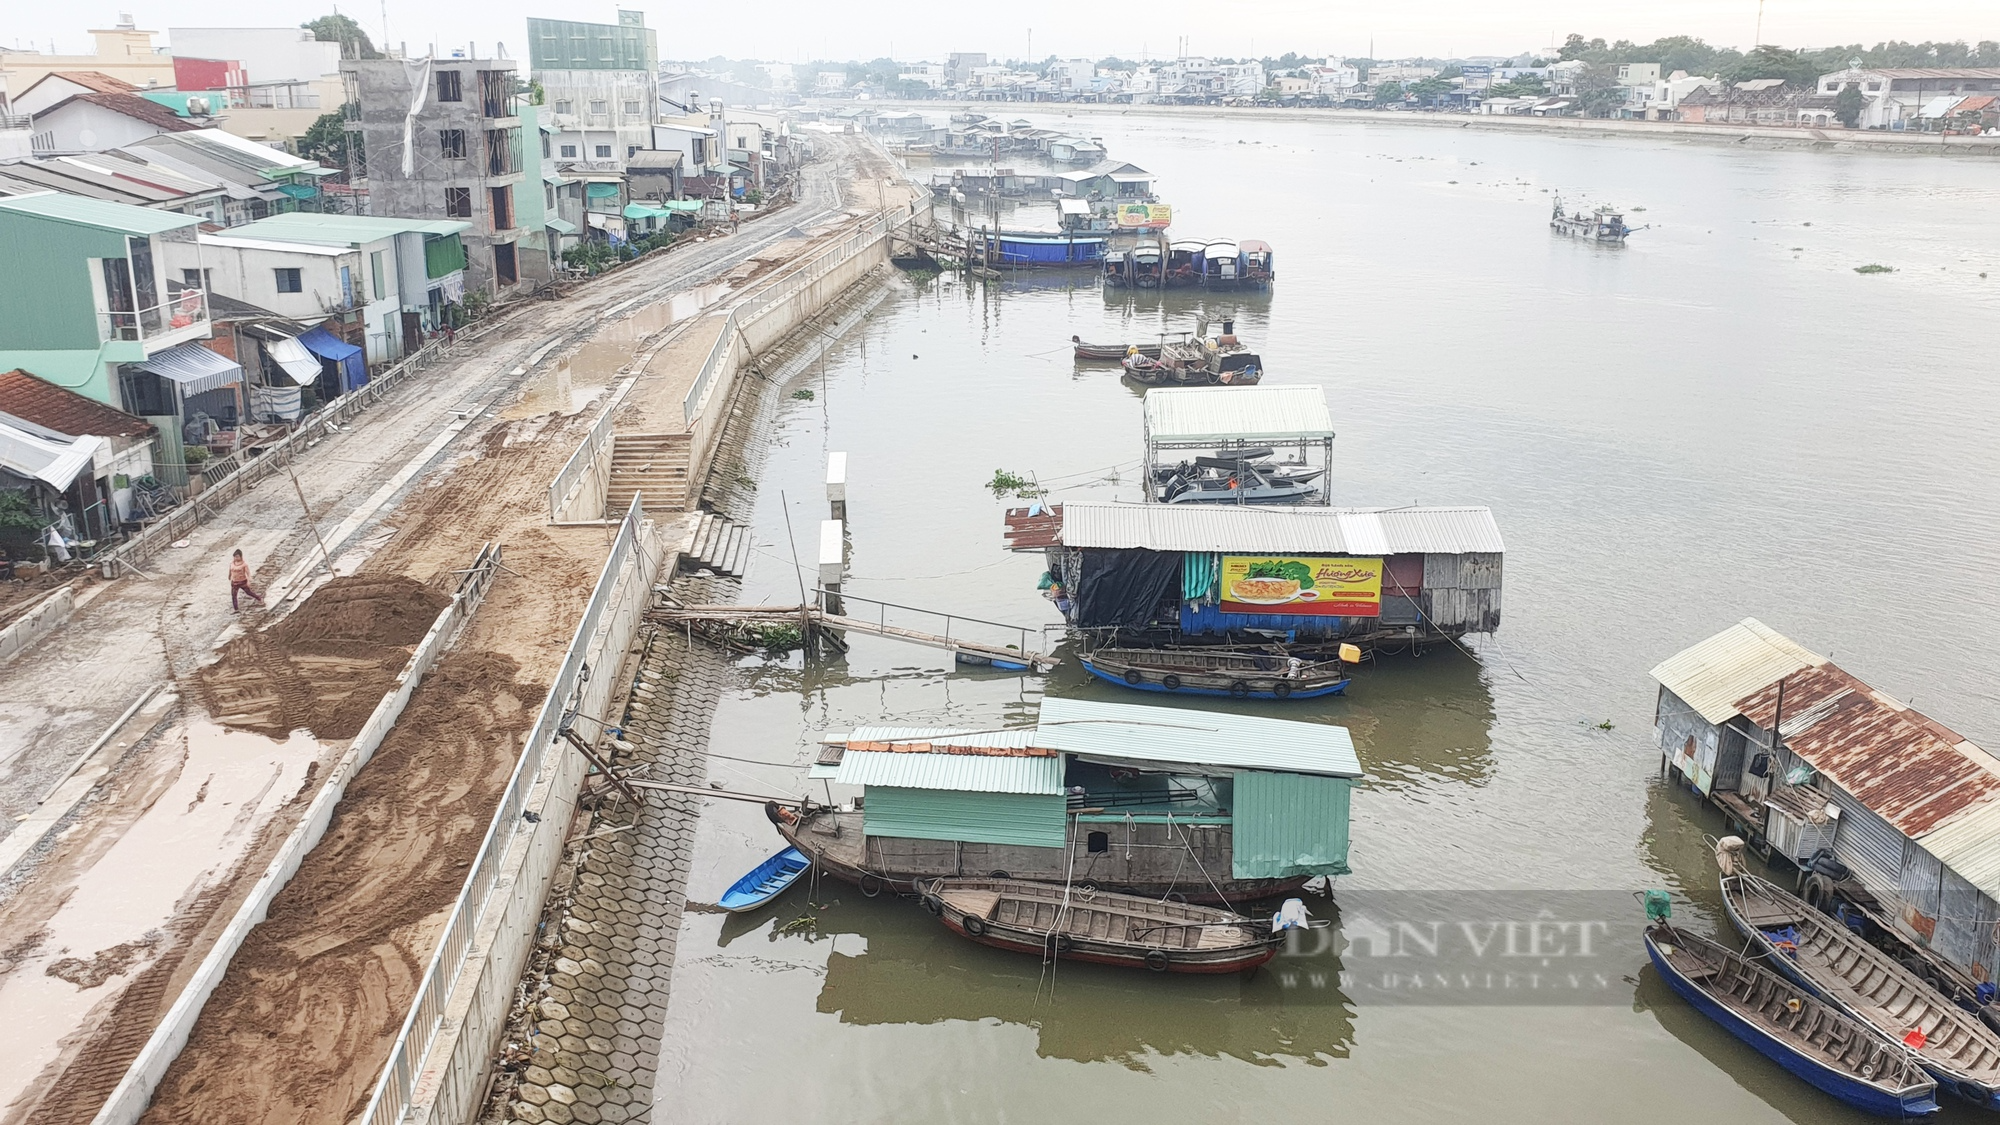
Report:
1204,240,1240,256
1168,239,1208,253
1143,385,1334,444
1240,239,1272,257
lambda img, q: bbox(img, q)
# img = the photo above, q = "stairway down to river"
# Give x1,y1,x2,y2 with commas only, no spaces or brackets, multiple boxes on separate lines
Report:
608,433,691,514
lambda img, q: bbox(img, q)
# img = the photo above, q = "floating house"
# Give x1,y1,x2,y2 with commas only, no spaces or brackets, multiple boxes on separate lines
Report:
780,697,1362,901
1005,501,1504,643
974,229,1106,266
1652,619,2000,985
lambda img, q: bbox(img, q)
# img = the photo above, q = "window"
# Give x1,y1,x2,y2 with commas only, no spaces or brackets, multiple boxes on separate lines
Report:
553,99,573,115
545,184,555,207
541,133,550,158
594,144,611,158
437,69,462,102
275,267,302,294
439,128,466,158
627,144,640,157
445,187,472,217
560,143,577,158
494,243,518,285
490,186,514,230
622,99,641,116
181,268,202,290
370,250,387,303
588,99,607,116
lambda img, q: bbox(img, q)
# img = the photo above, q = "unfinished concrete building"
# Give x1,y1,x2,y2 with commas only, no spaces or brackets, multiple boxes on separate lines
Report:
342,56,526,294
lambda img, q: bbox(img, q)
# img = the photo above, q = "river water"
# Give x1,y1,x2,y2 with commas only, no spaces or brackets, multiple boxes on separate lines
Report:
652,111,2000,1123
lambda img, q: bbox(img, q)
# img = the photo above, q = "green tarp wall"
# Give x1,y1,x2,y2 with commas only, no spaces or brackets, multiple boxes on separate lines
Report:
863,787,1068,849
1231,771,1353,878
424,234,467,279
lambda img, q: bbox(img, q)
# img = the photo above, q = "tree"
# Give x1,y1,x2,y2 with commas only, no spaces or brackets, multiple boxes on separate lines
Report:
300,109,360,171
1408,75,1454,102
1372,81,1405,105
1727,45,1818,86
303,14,381,59
1488,73,1548,98
1833,83,1864,128
1574,63,1625,116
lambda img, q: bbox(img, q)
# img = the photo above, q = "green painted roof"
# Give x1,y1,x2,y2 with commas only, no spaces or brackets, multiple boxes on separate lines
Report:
0,191,201,236
230,213,472,247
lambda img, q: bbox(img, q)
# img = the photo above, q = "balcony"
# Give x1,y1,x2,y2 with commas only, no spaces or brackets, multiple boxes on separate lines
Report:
99,288,211,351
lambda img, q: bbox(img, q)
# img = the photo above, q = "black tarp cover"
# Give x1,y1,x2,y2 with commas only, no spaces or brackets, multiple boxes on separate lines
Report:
1076,548,1183,629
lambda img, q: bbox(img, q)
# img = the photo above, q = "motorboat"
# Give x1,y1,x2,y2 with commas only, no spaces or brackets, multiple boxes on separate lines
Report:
1158,460,1323,504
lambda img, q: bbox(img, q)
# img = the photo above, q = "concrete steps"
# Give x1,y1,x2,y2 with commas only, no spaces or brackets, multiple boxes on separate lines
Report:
679,513,752,578
607,432,691,514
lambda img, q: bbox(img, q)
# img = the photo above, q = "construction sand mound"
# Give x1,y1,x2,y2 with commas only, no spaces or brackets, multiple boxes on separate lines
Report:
190,576,451,740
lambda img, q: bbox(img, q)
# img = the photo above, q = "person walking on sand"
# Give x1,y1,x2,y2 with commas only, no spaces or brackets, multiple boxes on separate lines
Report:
229,549,264,611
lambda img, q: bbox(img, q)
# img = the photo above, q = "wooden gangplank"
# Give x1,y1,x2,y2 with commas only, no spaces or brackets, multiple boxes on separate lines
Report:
649,603,1059,671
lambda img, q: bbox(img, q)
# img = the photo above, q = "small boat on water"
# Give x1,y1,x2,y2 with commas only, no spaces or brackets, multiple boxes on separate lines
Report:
1158,458,1322,504
717,846,811,913
1164,239,1206,287
1072,335,1161,361
1240,240,1275,289
1721,873,2000,1108
921,877,1285,973
1081,645,1349,700
1130,239,1164,288
1645,922,1939,1118
1550,196,1636,243
1202,239,1242,287
1100,251,1128,288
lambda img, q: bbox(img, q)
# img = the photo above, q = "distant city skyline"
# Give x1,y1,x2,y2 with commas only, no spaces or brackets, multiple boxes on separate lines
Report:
4,0,1995,72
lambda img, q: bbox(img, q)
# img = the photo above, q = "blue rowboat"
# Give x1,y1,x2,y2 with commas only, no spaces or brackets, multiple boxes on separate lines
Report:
1645,924,1939,1118
1721,874,2000,1109
718,846,810,913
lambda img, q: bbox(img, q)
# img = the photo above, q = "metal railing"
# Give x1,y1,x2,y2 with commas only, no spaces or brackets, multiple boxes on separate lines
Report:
827,588,1058,659
98,288,209,343
360,493,647,1125
101,336,457,579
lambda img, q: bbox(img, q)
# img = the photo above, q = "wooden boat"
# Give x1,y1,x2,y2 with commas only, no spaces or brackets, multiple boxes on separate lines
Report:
1722,873,2000,1108
1100,251,1128,288
1130,240,1164,288
1550,196,1635,243
1081,646,1349,700
1071,335,1161,362
716,846,810,913
1645,923,1939,1118
1240,240,1275,289
922,877,1284,973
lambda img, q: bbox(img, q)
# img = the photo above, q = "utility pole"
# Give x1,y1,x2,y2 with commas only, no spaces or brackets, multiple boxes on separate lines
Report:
1754,0,1765,48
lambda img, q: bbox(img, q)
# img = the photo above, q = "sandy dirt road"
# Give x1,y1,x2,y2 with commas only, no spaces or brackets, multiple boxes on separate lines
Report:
0,135,881,1125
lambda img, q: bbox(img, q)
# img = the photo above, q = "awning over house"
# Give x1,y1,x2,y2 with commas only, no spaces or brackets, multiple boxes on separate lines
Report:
585,182,621,199
264,336,322,385
138,344,242,397
0,418,102,490
299,326,366,392
545,217,578,234
623,202,670,221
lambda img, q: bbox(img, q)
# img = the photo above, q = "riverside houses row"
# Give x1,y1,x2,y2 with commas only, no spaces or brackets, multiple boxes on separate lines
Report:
1653,619,2000,988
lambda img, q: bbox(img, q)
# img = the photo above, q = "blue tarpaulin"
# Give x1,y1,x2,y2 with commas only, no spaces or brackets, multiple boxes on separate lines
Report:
298,326,366,392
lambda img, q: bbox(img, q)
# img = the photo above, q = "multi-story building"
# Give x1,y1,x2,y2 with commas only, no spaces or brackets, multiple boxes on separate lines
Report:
0,16,178,97
342,55,527,293
530,11,658,177
1813,66,2000,130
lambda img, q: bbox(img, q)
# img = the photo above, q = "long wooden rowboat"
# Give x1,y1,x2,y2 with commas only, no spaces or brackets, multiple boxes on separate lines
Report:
921,877,1283,974
1645,923,1939,1118
1072,336,1162,361
1081,647,1349,701
1722,874,2000,1108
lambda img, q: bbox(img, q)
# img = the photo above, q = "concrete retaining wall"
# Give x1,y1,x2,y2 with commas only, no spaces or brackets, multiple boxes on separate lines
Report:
89,543,507,1125
0,586,75,664
394,514,663,1125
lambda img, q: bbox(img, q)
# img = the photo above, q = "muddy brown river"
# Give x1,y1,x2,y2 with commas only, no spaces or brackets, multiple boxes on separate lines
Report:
652,110,2000,1123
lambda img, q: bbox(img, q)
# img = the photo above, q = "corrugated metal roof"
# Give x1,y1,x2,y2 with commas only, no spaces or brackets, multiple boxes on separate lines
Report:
1910,803,2000,900
1648,617,1826,724
1736,664,2000,840
0,190,201,235
137,342,242,395
1002,502,1063,550
1143,386,1335,443
1052,501,1504,555
231,212,471,247
1033,697,1361,778
834,749,1064,794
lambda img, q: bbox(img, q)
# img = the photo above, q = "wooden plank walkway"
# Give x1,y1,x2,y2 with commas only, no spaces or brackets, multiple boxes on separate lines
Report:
648,603,1059,671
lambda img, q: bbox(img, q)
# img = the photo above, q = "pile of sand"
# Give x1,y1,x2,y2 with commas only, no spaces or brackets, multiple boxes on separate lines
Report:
189,576,451,740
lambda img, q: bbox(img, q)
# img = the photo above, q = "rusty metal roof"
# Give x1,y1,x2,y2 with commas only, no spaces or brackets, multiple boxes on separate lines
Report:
1002,503,1063,551
1737,663,2000,841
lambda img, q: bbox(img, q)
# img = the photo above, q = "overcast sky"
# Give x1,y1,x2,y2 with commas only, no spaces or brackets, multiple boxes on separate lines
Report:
8,0,1995,66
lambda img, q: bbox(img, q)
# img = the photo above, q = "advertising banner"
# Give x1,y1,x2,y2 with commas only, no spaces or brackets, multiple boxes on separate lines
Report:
1117,203,1173,229
1219,556,1383,617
